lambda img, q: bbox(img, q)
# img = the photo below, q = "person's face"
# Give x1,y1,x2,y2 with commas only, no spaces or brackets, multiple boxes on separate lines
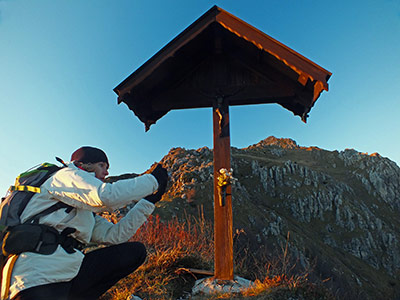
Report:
92,162,109,181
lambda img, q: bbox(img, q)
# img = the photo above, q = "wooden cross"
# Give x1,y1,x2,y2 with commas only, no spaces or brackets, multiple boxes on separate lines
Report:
113,6,331,280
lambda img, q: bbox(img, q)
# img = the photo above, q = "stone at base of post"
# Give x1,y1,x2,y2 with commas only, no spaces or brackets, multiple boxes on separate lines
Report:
126,295,142,300
192,276,254,296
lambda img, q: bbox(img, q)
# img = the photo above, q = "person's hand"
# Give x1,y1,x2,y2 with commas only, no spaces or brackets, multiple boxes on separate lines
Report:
150,164,168,191
145,164,168,204
145,189,164,204
145,166,168,204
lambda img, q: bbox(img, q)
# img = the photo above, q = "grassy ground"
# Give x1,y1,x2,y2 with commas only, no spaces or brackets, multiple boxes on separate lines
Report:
99,214,335,300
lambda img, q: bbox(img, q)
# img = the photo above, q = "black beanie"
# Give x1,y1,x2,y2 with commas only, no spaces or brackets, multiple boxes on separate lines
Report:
71,146,109,166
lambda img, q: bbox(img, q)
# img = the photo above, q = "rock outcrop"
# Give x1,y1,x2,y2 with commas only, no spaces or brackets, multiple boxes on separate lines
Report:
110,136,400,299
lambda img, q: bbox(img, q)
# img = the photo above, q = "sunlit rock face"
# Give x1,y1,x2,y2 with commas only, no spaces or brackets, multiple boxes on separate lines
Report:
108,136,400,300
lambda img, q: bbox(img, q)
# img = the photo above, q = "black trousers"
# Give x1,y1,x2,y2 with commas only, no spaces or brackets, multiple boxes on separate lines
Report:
12,242,147,300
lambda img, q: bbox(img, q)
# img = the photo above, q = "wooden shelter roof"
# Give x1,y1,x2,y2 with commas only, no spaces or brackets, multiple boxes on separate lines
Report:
114,6,331,131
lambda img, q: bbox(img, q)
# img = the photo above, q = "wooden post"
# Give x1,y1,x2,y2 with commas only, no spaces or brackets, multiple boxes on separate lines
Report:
212,97,234,280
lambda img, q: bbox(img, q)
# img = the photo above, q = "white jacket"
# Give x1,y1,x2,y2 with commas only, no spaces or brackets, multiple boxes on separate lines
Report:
1,162,158,299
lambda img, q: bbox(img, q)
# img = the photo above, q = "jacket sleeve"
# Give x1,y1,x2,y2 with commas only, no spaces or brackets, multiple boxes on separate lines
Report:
90,199,155,244
45,165,158,212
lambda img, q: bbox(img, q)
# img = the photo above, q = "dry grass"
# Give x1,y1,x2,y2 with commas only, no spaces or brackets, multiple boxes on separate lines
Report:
100,212,214,300
100,215,334,300
135,212,213,256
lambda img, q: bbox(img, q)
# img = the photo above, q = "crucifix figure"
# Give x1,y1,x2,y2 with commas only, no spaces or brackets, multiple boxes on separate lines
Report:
113,6,331,281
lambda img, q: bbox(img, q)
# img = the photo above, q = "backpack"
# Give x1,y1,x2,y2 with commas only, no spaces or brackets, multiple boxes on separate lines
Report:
0,159,83,299
0,158,82,257
0,159,67,230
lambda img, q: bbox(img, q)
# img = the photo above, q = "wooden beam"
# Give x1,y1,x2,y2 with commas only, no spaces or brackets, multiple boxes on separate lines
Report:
212,97,233,280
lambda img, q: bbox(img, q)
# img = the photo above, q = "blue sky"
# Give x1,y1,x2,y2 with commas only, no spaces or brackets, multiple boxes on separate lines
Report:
0,0,399,194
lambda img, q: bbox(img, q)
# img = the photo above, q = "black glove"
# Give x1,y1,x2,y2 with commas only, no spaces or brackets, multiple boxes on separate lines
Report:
145,189,165,204
145,164,168,204
150,164,168,192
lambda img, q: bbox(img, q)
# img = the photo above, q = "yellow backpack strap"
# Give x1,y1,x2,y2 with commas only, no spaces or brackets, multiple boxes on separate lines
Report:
9,185,41,193
2,254,19,300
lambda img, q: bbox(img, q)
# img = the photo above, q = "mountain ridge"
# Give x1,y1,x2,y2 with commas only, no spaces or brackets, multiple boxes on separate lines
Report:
108,136,400,299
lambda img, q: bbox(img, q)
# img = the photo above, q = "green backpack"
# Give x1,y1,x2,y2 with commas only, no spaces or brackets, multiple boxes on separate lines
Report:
0,159,81,257
0,159,84,299
0,160,66,230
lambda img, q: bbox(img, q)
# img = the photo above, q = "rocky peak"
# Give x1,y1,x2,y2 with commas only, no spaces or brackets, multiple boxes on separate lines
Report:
247,136,300,150
109,136,400,299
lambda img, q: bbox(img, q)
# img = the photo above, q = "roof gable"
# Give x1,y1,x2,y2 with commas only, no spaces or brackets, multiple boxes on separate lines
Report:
114,6,331,131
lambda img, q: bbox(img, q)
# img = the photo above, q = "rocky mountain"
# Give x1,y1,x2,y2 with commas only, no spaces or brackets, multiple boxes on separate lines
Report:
111,136,400,299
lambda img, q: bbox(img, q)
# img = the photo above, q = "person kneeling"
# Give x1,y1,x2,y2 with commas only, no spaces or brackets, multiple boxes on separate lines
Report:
3,146,168,300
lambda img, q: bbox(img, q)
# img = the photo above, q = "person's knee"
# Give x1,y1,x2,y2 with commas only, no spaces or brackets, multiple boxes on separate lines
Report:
121,242,147,269
132,242,147,265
